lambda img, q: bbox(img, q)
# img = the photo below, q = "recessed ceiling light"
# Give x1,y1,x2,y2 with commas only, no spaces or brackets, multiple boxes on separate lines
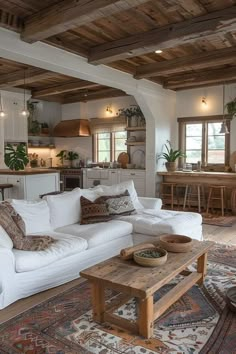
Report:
155,50,163,54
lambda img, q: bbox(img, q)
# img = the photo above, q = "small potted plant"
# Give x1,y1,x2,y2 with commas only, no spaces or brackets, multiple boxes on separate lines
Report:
225,97,236,118
67,151,79,168
158,140,185,172
56,150,68,166
41,122,49,135
118,105,145,127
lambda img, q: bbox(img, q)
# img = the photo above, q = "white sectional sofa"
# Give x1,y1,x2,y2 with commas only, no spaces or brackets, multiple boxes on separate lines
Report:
0,180,202,309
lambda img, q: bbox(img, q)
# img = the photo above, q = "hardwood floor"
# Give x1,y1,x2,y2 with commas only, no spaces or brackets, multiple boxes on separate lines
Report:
0,223,235,325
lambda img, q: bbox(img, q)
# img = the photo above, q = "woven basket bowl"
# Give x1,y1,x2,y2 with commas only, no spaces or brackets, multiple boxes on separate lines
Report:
226,286,236,312
159,234,193,253
133,247,167,267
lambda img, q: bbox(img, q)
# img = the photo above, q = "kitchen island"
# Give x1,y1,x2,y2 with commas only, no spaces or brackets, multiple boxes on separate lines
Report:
0,168,60,200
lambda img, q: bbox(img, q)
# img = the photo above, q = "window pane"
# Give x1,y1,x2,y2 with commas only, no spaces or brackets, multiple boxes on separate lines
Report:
99,133,110,139
98,151,110,162
186,124,202,136
186,136,202,150
97,133,110,162
208,150,225,163
207,122,225,164
185,150,202,163
114,131,127,161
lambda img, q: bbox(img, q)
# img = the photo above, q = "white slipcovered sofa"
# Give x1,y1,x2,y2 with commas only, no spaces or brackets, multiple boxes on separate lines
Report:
0,180,202,309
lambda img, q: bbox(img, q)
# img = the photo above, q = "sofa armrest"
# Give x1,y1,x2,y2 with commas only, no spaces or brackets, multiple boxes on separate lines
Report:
0,247,15,309
138,197,162,210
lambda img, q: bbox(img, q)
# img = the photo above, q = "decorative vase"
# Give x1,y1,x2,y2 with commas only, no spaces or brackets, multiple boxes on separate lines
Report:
130,116,138,127
165,161,176,172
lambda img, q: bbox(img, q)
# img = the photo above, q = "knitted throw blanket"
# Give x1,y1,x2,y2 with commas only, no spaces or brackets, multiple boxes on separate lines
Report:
0,201,55,251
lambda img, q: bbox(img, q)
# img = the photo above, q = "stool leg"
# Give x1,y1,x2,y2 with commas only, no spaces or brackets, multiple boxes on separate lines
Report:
220,187,224,217
206,188,212,214
0,188,4,201
183,185,188,210
197,185,201,213
171,184,174,210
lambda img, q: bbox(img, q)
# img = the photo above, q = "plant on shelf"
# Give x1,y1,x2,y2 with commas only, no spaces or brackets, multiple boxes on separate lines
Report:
157,140,185,172
118,105,145,127
27,101,41,135
41,122,49,135
225,97,236,118
4,143,29,171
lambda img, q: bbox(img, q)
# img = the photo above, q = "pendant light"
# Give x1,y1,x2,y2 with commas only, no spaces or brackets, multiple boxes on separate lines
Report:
219,84,229,134
0,91,6,118
21,69,29,117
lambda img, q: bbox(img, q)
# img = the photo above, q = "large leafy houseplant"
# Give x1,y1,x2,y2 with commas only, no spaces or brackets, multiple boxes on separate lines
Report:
4,143,29,171
225,97,236,117
158,140,185,171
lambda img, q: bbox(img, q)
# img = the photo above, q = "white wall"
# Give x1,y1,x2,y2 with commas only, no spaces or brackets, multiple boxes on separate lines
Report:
176,83,236,153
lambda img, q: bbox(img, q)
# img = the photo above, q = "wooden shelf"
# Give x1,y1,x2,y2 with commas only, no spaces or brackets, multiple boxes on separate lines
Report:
125,126,146,131
28,145,55,149
125,141,145,146
28,134,50,137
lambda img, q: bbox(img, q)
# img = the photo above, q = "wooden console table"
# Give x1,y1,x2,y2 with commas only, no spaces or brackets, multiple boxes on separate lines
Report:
80,240,213,338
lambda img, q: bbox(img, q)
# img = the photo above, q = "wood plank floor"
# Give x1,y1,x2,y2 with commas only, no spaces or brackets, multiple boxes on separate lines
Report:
0,223,236,324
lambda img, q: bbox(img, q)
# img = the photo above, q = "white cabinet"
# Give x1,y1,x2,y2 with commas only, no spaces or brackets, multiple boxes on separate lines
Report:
3,93,28,142
0,172,59,201
82,168,145,196
120,170,146,196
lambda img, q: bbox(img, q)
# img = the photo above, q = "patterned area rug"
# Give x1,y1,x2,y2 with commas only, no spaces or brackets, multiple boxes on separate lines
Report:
0,243,236,354
202,214,236,227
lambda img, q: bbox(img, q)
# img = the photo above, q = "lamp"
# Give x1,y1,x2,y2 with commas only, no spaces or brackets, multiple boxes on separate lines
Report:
21,70,29,117
0,91,6,118
106,105,113,114
201,97,207,105
219,84,229,134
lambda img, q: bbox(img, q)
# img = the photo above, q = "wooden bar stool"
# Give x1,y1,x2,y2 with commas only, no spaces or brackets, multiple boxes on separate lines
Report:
0,184,13,201
160,182,178,210
183,184,206,212
206,185,226,216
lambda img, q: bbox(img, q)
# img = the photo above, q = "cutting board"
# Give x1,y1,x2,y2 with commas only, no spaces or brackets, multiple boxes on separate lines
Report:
117,152,129,168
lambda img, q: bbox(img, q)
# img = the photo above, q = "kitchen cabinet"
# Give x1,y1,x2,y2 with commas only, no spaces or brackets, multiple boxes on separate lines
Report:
0,172,59,200
82,168,145,196
3,95,28,142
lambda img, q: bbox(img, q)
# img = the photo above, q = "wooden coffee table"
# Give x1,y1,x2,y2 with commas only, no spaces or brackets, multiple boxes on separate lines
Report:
80,239,214,338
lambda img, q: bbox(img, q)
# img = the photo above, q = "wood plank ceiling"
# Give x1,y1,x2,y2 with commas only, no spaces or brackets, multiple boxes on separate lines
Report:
0,0,236,102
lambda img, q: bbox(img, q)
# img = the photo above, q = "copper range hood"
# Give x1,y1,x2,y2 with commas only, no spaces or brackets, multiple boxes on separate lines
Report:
53,119,90,137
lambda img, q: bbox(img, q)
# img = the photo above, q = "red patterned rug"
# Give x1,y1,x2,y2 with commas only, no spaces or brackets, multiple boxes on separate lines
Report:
0,243,236,354
202,214,236,227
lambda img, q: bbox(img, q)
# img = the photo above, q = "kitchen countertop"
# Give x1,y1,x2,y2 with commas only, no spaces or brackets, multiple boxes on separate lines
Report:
157,171,236,178
0,168,59,175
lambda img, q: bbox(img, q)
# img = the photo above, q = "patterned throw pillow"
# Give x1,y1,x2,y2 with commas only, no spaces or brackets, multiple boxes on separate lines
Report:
96,190,135,216
0,202,55,251
80,196,111,225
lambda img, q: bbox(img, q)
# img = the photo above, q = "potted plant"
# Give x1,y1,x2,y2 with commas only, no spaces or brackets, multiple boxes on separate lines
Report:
4,143,29,171
56,150,68,166
67,151,79,168
158,140,185,172
41,122,49,135
118,105,145,127
225,97,236,117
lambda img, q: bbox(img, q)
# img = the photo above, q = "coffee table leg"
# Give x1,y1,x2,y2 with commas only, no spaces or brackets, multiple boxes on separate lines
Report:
197,252,208,286
91,281,105,322
138,295,153,338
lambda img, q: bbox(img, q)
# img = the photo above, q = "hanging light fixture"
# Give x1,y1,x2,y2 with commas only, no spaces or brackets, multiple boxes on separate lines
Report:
0,91,6,118
21,69,29,117
219,84,229,134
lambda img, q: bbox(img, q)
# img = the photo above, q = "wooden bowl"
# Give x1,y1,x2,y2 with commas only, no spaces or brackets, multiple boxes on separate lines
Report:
226,286,236,312
133,247,167,267
159,234,193,253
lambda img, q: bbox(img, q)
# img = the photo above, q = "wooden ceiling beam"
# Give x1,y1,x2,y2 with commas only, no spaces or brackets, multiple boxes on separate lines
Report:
0,68,57,88
135,46,236,79
21,0,150,43
89,5,236,64
63,88,126,103
32,80,101,98
164,67,236,90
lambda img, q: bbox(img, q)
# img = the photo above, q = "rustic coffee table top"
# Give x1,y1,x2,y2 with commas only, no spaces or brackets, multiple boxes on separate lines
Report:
80,240,214,299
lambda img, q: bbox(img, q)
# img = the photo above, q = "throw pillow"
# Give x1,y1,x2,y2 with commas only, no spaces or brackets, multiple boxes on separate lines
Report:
11,199,52,235
0,202,55,251
80,196,111,224
96,190,135,216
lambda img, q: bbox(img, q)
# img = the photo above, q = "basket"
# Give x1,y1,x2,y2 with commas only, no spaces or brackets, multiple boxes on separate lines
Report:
133,247,167,267
159,234,193,253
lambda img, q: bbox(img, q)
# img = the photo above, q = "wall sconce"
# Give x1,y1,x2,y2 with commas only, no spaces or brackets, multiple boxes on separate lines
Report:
106,105,113,114
0,91,6,118
201,97,207,106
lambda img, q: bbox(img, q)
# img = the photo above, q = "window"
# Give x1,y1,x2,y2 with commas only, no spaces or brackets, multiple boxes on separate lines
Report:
94,131,127,162
178,116,230,166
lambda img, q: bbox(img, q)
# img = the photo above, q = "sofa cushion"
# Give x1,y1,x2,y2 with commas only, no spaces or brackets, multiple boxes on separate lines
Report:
96,190,135,216
11,199,51,234
56,220,133,249
0,226,13,249
13,231,88,272
44,188,81,229
94,180,144,210
80,196,111,224
119,209,202,238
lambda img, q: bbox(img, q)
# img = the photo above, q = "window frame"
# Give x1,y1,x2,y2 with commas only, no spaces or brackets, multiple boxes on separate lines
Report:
93,130,127,162
178,115,231,168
